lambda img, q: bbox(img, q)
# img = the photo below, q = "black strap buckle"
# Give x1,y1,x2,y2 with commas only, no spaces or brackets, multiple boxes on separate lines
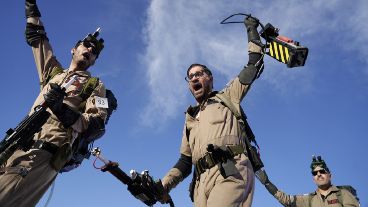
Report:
32,140,58,155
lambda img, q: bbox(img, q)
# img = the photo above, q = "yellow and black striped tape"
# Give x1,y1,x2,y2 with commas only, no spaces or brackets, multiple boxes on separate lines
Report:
268,41,290,64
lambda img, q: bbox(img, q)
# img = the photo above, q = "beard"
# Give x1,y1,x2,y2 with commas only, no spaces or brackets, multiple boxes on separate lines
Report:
72,55,90,71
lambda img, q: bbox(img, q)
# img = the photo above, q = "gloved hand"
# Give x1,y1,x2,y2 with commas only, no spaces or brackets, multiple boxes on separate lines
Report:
255,169,278,196
244,15,261,43
158,187,172,205
25,0,41,18
43,83,66,113
245,16,259,29
43,83,80,128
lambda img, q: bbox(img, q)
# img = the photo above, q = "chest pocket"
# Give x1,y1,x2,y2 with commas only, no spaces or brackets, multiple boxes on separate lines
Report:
205,102,228,124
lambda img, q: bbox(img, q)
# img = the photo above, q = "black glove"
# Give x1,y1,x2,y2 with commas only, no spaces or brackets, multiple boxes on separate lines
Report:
244,15,261,44
25,0,41,18
43,83,66,112
43,83,80,128
255,169,278,195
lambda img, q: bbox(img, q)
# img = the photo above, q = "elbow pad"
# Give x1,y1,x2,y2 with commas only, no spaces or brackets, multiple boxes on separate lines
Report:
173,154,192,179
238,65,258,85
25,23,48,46
238,53,264,84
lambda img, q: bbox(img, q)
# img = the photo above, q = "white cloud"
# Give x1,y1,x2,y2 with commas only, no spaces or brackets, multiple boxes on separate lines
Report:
141,0,368,127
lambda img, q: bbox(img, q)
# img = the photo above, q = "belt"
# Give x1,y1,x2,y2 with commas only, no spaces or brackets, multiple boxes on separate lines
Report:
194,145,244,177
32,140,59,155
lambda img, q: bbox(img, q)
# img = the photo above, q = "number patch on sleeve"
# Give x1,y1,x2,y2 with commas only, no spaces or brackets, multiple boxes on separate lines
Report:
95,96,109,108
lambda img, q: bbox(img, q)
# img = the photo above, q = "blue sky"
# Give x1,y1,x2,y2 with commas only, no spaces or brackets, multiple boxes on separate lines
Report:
1,0,367,207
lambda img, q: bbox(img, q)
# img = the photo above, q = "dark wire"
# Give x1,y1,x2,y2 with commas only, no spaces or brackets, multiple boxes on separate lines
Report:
220,13,268,79
220,13,269,49
220,13,251,24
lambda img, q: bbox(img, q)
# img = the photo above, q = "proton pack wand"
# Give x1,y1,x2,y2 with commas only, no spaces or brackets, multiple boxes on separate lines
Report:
221,13,308,68
91,147,175,207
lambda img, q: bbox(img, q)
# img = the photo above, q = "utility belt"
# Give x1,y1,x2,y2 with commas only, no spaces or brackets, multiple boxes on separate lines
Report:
32,140,58,155
194,144,244,178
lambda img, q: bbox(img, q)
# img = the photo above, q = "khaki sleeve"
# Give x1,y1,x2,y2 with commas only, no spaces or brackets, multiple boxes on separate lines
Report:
273,190,310,207
27,17,62,87
161,168,183,192
179,121,191,157
222,77,250,105
70,81,108,133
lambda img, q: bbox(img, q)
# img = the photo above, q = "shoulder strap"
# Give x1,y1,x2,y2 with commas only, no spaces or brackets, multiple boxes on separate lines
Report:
336,185,360,206
215,92,242,121
215,92,265,171
79,77,99,101
215,92,255,141
42,66,64,86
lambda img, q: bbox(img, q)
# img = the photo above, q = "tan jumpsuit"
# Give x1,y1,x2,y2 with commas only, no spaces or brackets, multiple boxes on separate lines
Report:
0,17,107,207
163,76,257,207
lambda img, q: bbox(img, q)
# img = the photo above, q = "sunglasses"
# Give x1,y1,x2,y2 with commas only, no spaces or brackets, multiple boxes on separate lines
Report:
312,169,328,176
82,41,98,55
185,70,207,82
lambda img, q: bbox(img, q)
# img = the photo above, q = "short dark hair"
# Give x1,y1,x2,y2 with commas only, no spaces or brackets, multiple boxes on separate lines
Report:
186,63,212,77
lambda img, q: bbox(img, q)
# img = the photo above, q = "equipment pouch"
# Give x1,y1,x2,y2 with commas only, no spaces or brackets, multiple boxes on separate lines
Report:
219,159,238,178
247,145,264,172
50,142,72,171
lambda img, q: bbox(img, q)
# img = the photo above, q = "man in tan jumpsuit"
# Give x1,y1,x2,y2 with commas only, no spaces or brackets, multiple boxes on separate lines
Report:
257,156,360,207
0,0,108,206
160,16,264,207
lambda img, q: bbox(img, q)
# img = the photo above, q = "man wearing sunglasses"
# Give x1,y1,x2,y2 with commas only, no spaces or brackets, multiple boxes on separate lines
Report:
160,16,264,207
0,0,110,206
256,156,360,207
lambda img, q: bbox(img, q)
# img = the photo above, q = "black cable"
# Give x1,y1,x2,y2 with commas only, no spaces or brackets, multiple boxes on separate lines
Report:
221,13,267,79
220,13,269,52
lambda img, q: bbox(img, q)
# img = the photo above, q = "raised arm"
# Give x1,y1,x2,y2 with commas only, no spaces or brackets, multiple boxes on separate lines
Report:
25,0,62,89
222,16,264,104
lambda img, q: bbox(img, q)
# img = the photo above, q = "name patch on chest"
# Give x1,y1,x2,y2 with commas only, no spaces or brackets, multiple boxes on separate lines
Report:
327,199,339,205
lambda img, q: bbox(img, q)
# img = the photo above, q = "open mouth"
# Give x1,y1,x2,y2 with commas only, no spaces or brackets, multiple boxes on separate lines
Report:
82,53,90,61
192,83,202,91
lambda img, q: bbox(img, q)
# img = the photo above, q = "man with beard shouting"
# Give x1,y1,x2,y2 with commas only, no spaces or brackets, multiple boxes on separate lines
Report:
160,16,264,207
